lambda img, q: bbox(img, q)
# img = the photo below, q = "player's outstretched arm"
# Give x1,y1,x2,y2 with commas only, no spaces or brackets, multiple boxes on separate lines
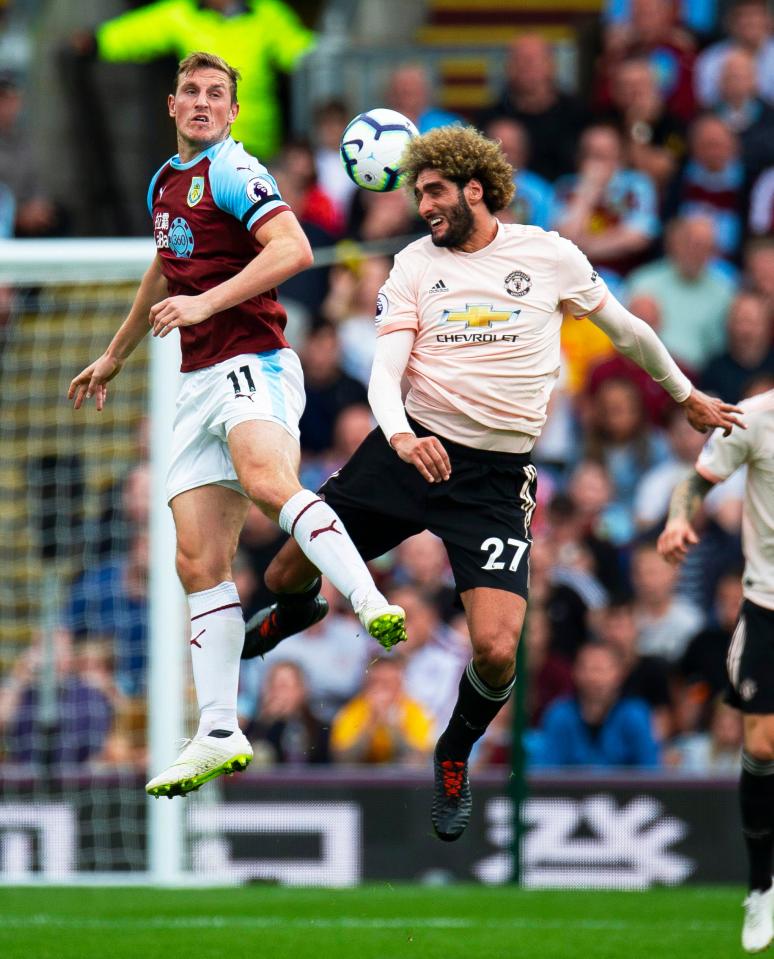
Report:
587,294,745,435
150,211,313,338
69,256,168,411
368,329,451,484
657,470,715,565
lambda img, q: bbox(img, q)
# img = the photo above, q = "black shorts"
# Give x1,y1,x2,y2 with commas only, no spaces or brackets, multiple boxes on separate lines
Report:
318,419,537,598
726,599,774,713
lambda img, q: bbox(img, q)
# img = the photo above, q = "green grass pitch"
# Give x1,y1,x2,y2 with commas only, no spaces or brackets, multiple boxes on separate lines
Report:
0,884,747,959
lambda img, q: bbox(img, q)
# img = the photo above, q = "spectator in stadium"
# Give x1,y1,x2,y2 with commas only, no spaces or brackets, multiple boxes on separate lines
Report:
605,57,686,194
300,403,374,493
0,69,63,236
241,579,368,725
330,655,434,765
748,165,774,236
246,660,329,765
311,98,356,223
744,238,774,313
668,698,743,771
533,640,661,768
484,117,554,231
88,457,151,561
385,63,463,135
665,113,745,262
349,187,418,243
677,571,743,732
592,599,673,741
695,0,774,108
626,214,736,369
603,0,719,47
392,586,471,736
546,492,624,602
66,530,149,698
585,294,695,428
593,0,697,123
552,123,660,281
701,292,774,404
298,322,368,456
321,255,392,387
631,540,704,661
391,531,457,622
0,630,114,765
523,604,574,727
566,458,634,554
70,0,315,161
272,138,344,238
583,376,671,528
714,47,774,180
477,34,590,182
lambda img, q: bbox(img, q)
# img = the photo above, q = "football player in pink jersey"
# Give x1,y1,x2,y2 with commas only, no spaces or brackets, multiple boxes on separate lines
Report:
659,379,774,953
68,52,406,799
243,125,743,842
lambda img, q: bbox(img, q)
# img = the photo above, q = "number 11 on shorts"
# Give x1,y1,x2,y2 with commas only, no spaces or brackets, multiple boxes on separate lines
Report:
480,536,529,571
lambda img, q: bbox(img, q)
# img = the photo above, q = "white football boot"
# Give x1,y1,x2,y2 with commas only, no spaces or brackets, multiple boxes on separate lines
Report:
742,885,774,953
145,728,253,798
355,601,407,650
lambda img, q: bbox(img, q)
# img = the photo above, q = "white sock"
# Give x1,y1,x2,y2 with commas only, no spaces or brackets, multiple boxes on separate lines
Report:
187,581,244,738
278,489,386,611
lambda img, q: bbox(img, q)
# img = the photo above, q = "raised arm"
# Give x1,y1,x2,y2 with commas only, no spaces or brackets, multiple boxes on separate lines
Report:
368,329,451,484
68,254,168,411
588,293,744,435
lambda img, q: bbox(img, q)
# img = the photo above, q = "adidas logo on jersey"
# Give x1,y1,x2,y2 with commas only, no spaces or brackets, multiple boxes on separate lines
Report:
428,279,448,294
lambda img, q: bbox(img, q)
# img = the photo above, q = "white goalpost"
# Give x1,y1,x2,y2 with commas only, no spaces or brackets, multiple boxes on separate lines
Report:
0,238,187,884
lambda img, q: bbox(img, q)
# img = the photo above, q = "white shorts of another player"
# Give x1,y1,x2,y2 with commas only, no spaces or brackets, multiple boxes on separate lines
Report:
166,349,305,503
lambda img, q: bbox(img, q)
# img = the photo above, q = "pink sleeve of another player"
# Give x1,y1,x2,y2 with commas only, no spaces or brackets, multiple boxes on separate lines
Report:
554,235,609,318
374,252,419,336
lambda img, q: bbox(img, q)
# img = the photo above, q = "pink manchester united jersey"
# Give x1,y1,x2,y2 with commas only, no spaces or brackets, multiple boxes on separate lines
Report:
375,221,608,452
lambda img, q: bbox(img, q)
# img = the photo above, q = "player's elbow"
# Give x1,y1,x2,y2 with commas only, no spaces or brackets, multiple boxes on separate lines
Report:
294,237,314,272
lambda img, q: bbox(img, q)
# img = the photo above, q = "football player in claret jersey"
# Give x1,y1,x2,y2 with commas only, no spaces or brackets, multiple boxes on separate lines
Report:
659,380,774,953
243,124,743,842
68,52,406,799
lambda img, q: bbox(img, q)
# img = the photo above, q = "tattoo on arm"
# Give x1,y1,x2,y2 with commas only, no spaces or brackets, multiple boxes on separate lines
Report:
667,471,714,523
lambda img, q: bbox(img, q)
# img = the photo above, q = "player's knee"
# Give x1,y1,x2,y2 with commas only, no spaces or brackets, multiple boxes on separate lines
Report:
264,559,290,594
175,547,228,594
745,729,774,763
242,475,287,519
472,631,518,679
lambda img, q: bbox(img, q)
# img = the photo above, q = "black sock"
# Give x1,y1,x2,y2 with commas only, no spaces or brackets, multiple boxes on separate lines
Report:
276,578,321,610
740,752,774,892
436,660,515,762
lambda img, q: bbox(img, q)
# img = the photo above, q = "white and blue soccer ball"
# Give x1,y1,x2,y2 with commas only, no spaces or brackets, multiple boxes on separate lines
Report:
340,108,419,192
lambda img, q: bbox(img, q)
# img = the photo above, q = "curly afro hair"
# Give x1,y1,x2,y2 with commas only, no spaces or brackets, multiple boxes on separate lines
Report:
401,125,515,213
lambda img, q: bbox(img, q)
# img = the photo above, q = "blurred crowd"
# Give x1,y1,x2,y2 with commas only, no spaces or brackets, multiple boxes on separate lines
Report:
2,0,774,774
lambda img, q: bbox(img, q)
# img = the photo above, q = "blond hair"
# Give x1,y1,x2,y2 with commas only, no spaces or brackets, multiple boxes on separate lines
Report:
401,126,515,212
175,52,241,103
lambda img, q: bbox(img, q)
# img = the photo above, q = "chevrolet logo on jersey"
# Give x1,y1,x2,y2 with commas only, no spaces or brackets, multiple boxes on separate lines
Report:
441,304,518,328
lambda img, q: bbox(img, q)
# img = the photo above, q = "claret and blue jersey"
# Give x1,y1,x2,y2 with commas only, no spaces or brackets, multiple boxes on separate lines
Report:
147,136,291,372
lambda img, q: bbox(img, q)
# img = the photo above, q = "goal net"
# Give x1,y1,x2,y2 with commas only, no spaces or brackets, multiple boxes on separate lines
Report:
0,239,189,882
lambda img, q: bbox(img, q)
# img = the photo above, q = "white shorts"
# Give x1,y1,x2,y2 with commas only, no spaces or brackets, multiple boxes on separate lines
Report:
166,349,305,503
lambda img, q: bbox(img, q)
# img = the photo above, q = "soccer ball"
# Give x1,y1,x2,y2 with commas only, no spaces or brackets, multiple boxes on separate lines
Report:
340,108,419,192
